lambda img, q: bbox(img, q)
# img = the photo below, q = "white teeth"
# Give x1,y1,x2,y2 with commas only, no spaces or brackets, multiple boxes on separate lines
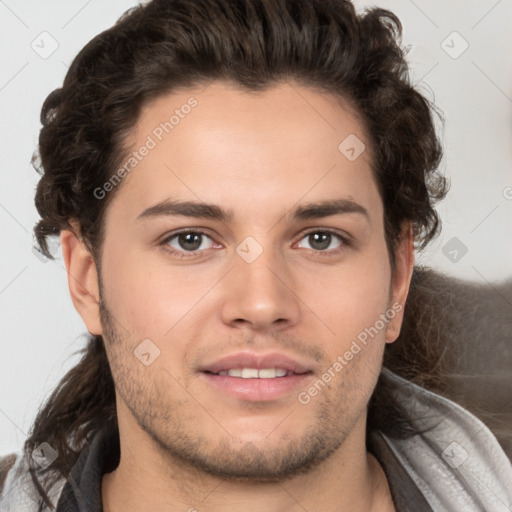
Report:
220,368,289,378
258,368,276,378
241,368,259,378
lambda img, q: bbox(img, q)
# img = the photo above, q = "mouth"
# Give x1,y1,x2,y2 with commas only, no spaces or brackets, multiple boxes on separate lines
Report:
198,352,315,402
209,368,297,378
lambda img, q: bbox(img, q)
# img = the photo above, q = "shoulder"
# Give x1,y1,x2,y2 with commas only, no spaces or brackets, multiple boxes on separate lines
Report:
380,368,512,511
0,450,40,511
0,453,17,493
0,450,66,511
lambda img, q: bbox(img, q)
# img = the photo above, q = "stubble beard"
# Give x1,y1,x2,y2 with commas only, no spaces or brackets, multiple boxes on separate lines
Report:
99,297,370,483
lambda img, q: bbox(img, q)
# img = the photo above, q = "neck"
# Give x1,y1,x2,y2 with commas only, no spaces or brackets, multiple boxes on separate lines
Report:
102,413,395,512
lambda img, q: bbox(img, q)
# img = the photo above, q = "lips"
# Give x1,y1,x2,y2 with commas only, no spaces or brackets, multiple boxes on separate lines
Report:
217,368,289,378
199,352,313,376
198,351,315,401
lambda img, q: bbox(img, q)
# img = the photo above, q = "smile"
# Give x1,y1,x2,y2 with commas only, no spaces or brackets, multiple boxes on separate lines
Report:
214,368,292,378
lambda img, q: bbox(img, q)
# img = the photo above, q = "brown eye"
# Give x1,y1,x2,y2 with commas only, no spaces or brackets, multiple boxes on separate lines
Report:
163,231,215,254
297,231,345,252
177,232,203,251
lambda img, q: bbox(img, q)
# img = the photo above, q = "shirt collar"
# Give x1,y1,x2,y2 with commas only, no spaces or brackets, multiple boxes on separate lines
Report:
56,424,119,512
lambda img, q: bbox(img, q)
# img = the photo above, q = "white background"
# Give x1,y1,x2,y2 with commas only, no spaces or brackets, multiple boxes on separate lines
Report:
1,0,511,454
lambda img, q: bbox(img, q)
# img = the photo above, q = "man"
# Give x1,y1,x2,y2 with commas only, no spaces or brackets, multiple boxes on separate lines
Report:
1,0,511,510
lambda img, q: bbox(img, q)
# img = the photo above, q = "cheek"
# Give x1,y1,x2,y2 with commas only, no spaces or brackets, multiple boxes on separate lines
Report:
292,251,391,374
296,245,392,354
102,249,214,334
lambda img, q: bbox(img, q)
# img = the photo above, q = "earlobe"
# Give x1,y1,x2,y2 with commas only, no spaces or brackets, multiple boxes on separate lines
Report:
60,225,103,335
386,223,415,343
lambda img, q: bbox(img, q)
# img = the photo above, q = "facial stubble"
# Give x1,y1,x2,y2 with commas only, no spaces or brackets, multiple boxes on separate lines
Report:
98,291,379,483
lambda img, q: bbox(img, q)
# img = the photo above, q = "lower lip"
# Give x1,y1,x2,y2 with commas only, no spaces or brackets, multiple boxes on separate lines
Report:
200,372,313,402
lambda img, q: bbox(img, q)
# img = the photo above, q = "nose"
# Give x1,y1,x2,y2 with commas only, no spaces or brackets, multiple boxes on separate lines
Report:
219,243,301,333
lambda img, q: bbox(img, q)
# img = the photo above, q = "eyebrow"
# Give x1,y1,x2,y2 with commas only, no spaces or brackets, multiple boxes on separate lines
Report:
136,198,369,223
137,199,234,222
291,199,369,221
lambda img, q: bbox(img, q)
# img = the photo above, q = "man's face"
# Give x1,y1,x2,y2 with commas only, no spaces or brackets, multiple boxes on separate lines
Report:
94,80,408,480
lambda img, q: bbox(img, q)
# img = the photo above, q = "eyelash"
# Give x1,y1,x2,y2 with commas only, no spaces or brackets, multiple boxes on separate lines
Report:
159,227,351,259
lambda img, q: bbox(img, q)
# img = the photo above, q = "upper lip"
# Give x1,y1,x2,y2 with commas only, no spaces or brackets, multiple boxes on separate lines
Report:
199,351,314,375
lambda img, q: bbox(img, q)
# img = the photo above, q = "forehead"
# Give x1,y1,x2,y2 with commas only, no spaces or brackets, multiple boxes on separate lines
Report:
106,80,380,224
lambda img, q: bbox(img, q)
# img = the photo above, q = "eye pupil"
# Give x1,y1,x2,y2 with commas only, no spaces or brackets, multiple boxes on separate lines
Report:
309,232,331,250
179,233,202,251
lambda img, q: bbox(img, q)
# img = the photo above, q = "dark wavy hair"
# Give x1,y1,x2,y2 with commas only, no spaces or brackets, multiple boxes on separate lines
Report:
27,0,448,507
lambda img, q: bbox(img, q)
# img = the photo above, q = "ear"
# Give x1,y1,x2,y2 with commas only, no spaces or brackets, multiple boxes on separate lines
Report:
60,222,103,335
385,222,415,343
